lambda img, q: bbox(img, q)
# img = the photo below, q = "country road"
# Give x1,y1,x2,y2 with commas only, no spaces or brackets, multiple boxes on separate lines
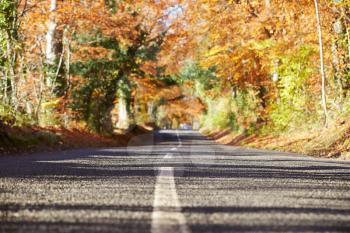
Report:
1,130,350,233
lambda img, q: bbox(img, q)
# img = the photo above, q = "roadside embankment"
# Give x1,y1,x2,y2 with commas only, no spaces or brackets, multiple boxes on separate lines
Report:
0,122,152,155
201,120,350,160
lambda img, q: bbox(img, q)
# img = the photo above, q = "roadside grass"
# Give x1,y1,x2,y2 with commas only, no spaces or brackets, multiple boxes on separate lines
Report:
0,126,60,154
201,120,350,160
0,123,151,155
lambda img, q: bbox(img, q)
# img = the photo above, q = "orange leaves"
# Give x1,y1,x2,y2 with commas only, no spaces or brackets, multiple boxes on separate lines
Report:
167,0,337,96
140,61,158,76
73,46,112,61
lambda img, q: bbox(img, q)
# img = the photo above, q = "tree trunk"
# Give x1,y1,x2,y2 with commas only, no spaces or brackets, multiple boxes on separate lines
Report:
147,101,156,122
346,25,350,60
116,94,130,129
265,0,271,10
3,70,8,103
314,0,329,127
45,0,66,99
45,0,58,65
64,29,71,94
6,32,18,109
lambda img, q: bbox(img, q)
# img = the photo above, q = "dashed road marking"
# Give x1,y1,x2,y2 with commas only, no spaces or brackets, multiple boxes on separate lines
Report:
151,131,190,233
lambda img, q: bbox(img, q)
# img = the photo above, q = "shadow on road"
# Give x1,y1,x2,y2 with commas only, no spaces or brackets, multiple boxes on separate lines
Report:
1,130,350,232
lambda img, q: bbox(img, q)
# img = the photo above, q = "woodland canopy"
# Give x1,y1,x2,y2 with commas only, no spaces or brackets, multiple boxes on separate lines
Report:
1,0,350,150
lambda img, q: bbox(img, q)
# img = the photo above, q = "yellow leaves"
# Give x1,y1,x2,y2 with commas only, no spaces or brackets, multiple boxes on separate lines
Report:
42,97,64,109
197,38,272,89
199,45,230,71
92,89,104,98
205,45,229,58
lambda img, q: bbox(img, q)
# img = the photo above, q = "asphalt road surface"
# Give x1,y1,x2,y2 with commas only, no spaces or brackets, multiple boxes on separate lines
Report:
1,130,350,233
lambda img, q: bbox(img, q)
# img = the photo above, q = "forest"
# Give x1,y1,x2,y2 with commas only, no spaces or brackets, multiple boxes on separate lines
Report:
1,0,350,157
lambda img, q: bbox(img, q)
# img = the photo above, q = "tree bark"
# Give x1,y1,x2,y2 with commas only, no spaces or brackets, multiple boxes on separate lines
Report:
116,95,130,129
147,101,157,122
265,0,271,10
346,25,350,60
116,77,132,129
314,0,329,127
6,32,18,109
45,0,57,65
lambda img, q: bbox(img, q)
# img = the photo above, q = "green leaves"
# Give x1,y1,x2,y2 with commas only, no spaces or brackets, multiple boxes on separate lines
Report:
0,0,15,30
70,58,120,132
278,45,316,100
69,21,165,131
268,45,317,132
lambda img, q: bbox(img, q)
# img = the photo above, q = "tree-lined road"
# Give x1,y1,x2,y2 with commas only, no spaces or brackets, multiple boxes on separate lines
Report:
1,130,350,233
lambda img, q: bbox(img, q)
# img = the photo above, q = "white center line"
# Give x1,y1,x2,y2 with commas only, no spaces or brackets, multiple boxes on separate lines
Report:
176,129,183,147
151,130,190,233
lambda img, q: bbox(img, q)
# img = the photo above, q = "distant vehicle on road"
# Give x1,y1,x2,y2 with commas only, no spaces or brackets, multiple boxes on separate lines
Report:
179,123,192,130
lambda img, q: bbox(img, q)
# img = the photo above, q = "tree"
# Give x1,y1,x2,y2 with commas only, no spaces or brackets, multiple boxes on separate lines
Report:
68,0,178,131
0,0,22,108
314,0,329,127
45,0,57,65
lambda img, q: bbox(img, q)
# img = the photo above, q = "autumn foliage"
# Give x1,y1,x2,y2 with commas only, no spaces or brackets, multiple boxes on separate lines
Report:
0,0,350,139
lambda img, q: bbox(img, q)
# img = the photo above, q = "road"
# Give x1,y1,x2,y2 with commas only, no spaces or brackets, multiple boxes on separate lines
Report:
1,130,350,233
